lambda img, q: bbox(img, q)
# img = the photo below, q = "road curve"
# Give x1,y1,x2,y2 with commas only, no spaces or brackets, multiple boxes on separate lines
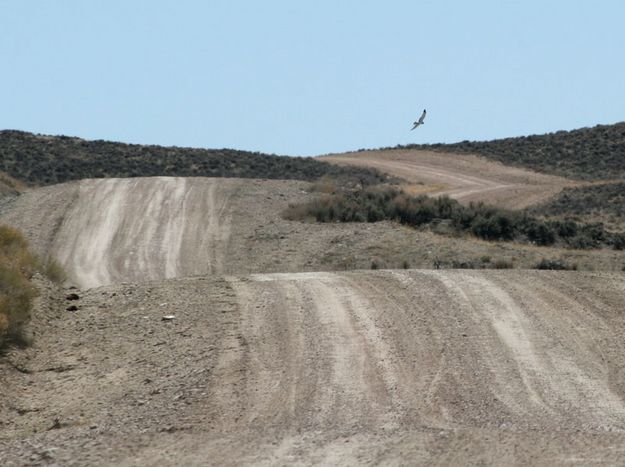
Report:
319,149,580,209
4,270,622,464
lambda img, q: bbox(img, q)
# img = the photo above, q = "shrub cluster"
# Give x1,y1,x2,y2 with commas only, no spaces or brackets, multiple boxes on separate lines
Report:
531,182,625,222
0,225,38,347
534,258,578,270
285,186,625,250
0,224,66,348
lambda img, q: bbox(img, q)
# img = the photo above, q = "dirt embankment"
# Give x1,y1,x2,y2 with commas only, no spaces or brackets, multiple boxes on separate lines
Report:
3,177,625,291
0,177,237,288
1,270,625,465
319,149,580,209
1,177,312,288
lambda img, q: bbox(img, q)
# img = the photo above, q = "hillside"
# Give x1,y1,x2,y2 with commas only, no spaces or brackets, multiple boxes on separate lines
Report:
0,130,387,186
400,122,625,180
531,181,625,230
319,149,578,209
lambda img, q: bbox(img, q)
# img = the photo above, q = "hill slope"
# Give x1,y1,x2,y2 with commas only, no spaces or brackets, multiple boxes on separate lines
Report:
319,149,578,209
2,270,625,465
0,130,386,186
531,181,625,229
401,122,625,180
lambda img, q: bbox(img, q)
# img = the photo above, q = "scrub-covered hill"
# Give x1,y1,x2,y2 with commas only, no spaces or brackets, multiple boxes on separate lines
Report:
401,121,625,180
0,130,387,186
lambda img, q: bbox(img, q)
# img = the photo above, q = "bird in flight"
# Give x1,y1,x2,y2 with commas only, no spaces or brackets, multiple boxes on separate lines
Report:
411,109,427,130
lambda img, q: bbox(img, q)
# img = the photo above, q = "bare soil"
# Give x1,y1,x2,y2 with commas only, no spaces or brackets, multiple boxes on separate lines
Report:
2,270,625,465
318,149,581,209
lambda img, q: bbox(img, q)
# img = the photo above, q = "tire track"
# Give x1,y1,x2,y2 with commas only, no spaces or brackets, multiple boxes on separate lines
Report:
50,177,235,288
4,270,625,465
224,272,402,434
419,270,625,430
319,150,579,208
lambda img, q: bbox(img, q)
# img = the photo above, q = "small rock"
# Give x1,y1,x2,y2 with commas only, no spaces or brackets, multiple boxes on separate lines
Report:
65,293,80,301
162,315,176,321
66,305,78,312
48,418,62,430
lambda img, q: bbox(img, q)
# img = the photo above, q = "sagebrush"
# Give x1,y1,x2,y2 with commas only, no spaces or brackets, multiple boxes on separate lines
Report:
0,225,38,346
285,186,625,250
0,225,66,347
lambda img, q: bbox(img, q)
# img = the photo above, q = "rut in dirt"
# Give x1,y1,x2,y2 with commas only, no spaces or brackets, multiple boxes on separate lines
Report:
214,270,625,434
3,270,625,465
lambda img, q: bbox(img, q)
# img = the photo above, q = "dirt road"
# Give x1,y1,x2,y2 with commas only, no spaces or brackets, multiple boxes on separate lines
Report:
319,149,579,208
23,177,235,288
2,270,625,465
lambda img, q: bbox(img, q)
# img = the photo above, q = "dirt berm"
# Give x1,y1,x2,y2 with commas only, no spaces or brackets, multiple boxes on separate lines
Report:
2,270,625,465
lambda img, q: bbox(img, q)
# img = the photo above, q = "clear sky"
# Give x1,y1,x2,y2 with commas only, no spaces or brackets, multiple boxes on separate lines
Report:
2,1,625,156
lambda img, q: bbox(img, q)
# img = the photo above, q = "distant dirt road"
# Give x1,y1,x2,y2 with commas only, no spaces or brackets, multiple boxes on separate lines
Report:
2,270,625,465
0,177,239,288
55,177,233,288
319,149,580,208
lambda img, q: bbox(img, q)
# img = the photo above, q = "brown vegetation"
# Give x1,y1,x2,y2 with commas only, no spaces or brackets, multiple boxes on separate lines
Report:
284,185,625,250
0,225,38,346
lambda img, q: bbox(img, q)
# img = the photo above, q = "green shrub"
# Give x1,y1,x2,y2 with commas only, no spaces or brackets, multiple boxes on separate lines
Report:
492,258,514,269
285,185,625,250
612,233,625,251
534,258,578,270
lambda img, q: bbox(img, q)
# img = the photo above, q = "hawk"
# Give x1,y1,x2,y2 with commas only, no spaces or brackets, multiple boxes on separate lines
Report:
411,109,427,130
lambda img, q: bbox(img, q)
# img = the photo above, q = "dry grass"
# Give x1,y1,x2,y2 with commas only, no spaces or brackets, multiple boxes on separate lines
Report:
39,256,68,284
0,224,67,348
0,171,26,192
0,224,38,346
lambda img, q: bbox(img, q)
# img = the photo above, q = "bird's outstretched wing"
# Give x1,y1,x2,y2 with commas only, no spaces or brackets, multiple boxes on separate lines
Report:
418,109,426,124
411,109,427,130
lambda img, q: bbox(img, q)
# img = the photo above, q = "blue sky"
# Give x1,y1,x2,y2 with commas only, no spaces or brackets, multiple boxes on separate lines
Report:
2,1,624,156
